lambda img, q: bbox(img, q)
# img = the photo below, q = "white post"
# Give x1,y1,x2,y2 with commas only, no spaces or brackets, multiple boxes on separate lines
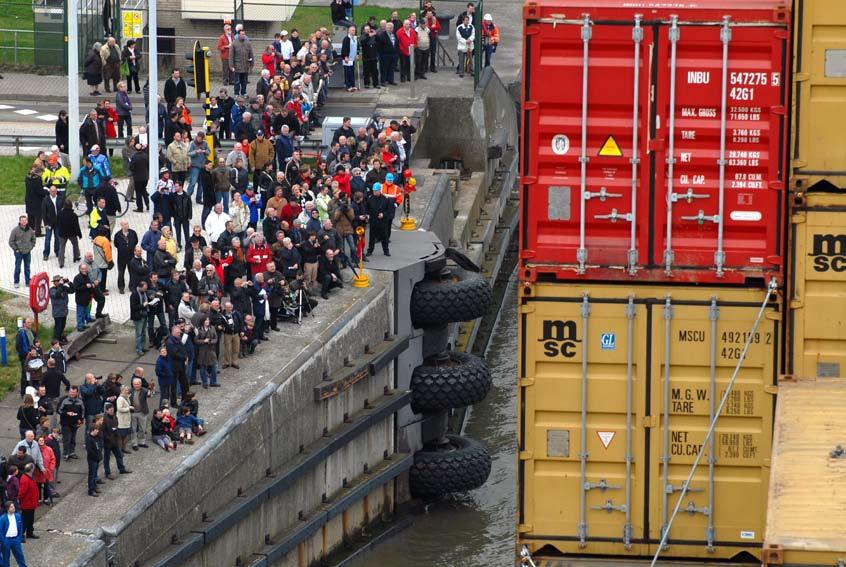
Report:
409,45,417,100
147,0,159,194
67,0,80,177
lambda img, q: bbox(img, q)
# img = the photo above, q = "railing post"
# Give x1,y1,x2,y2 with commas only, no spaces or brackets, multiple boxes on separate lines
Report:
14,31,17,65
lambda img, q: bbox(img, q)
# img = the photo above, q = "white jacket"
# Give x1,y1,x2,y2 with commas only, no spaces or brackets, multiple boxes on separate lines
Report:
456,24,475,52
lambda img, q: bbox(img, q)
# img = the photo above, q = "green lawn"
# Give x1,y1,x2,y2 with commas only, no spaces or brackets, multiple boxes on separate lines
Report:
283,3,400,36
0,1,35,67
0,155,126,205
0,290,54,395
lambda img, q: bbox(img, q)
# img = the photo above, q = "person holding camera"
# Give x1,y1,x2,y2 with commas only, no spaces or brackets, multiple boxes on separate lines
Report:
165,325,190,404
73,264,106,332
49,275,73,344
130,281,150,356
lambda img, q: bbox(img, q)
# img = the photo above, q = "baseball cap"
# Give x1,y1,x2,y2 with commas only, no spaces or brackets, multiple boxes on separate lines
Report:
256,129,264,136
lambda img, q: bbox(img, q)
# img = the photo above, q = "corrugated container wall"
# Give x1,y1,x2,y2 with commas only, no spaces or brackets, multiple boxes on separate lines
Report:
520,0,790,285
790,0,846,190
786,189,846,379
517,282,780,562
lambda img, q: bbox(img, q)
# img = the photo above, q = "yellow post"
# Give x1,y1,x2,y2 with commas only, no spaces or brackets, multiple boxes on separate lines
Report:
400,177,418,230
352,226,370,288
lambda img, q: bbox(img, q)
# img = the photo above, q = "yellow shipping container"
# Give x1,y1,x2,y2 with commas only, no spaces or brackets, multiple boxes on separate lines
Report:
791,0,846,189
764,379,846,566
787,190,846,378
517,283,780,563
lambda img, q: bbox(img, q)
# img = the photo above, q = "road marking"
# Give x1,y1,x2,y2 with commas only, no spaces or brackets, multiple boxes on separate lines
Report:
37,114,58,121
14,109,38,115
18,147,41,151
0,105,13,110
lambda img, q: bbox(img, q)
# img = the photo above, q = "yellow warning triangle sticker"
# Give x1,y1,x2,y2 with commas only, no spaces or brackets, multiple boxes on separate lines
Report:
598,135,623,157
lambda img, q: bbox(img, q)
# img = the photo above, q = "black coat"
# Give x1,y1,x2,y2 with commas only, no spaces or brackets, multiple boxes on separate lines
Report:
171,191,193,221
361,34,379,61
163,78,187,107
153,250,177,279
113,228,138,259
376,31,398,56
85,433,102,463
79,117,105,153
24,175,45,214
200,169,216,205
128,256,150,289
57,208,82,239
73,273,96,305
40,194,64,227
129,151,149,184
130,288,148,321
367,193,391,226
55,118,69,152
318,254,342,281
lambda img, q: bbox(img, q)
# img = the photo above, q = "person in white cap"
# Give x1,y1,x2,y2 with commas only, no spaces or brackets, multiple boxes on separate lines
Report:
481,13,500,68
278,30,294,64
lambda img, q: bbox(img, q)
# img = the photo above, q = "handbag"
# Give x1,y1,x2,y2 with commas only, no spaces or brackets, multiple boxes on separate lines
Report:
119,60,129,77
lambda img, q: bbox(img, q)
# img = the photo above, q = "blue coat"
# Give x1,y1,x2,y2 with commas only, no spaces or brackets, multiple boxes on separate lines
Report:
141,229,162,257
156,355,173,386
275,135,294,169
0,512,25,543
241,193,262,224
89,153,112,178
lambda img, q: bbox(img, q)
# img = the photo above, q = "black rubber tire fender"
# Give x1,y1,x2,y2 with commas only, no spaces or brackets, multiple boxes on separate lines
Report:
410,351,492,413
410,266,493,327
409,435,492,498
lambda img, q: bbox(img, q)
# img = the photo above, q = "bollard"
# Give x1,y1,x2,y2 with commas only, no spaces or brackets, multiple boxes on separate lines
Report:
409,45,417,100
0,327,6,367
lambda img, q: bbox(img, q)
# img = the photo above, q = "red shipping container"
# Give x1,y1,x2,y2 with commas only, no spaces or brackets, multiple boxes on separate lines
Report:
520,0,790,285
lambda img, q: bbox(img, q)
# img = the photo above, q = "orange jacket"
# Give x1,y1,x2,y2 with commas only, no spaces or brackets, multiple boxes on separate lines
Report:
382,181,403,205
482,22,500,45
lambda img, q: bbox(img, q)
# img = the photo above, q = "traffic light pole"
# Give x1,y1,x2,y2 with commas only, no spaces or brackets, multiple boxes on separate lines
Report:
191,41,215,163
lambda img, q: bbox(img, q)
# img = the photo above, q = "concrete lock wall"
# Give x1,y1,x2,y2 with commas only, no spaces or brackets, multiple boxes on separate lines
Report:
99,284,395,567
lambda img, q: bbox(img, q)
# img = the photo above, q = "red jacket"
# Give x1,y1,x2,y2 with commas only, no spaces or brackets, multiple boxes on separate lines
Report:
247,243,272,274
261,52,276,75
333,171,351,196
105,106,118,138
18,474,38,510
397,28,417,56
426,15,441,35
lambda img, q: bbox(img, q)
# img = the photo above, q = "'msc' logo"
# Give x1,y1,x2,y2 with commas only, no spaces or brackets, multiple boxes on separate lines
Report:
539,320,581,358
810,234,846,272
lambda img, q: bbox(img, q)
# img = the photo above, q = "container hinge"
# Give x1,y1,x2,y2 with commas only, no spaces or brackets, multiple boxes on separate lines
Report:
666,481,703,494
709,302,720,321
680,211,720,224
793,72,809,83
517,523,534,534
519,377,534,387
519,450,533,460
670,188,708,203
594,209,633,223
584,187,622,201
626,298,636,319
585,478,620,491
683,501,710,517
591,499,627,513
764,384,778,395
523,101,539,110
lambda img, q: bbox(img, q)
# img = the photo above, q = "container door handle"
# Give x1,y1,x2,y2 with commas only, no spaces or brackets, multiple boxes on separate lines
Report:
714,16,733,277
577,14,592,274
594,209,633,223
670,188,708,203
583,187,622,201
628,15,643,275
680,211,720,225
663,16,680,275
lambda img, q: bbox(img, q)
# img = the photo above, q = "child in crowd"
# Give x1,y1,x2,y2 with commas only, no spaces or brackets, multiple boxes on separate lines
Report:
176,405,204,444
151,408,176,451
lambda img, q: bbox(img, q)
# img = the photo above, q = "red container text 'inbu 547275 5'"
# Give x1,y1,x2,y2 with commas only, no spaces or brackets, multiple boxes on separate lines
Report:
520,0,790,285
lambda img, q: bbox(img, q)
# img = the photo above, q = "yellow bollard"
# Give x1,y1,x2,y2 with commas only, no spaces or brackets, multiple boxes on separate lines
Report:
352,227,370,288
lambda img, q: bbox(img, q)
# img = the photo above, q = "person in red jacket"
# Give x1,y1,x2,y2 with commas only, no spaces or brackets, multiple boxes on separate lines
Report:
424,7,441,73
247,235,272,277
396,20,417,83
261,44,277,75
18,463,38,540
333,166,352,197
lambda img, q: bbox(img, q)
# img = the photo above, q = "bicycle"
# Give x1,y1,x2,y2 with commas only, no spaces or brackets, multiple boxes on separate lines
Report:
67,181,131,219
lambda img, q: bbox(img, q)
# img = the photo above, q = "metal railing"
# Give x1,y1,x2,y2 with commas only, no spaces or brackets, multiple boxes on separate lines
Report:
0,28,63,66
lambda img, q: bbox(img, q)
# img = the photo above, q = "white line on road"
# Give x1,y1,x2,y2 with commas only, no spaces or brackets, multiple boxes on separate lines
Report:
14,109,38,115
37,114,58,121
0,105,14,110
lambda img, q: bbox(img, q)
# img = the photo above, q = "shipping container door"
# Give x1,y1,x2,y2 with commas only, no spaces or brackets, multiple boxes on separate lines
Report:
649,294,777,558
788,200,846,378
522,17,651,270
652,21,787,275
519,294,647,554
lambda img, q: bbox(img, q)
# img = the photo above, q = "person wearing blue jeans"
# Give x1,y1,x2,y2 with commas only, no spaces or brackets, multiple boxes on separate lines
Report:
195,319,219,389
9,215,35,288
0,501,27,566
187,133,210,203
84,426,102,497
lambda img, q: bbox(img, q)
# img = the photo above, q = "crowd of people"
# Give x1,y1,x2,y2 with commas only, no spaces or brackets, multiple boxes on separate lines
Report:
2,4,503,558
